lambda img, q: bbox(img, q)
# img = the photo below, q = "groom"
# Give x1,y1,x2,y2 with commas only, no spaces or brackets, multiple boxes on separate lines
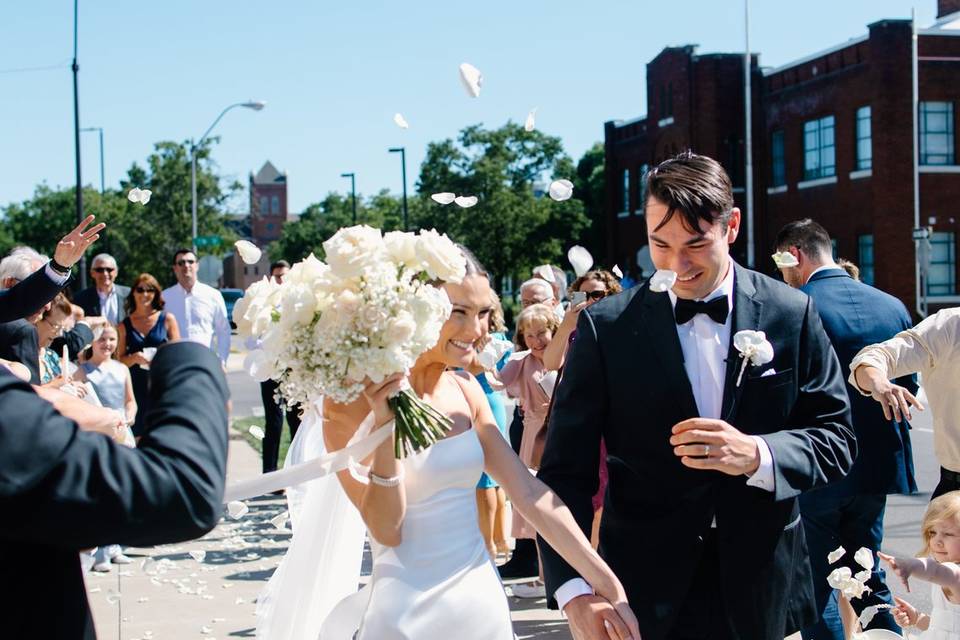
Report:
537,152,856,640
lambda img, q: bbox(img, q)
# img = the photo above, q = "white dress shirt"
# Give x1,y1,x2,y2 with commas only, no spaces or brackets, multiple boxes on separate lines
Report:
162,282,230,362
44,263,69,285
97,288,119,325
554,260,776,611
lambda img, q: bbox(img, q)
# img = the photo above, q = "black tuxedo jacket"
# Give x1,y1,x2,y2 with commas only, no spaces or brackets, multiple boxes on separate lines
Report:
74,284,131,322
0,342,229,639
0,319,40,383
0,264,65,322
537,263,856,640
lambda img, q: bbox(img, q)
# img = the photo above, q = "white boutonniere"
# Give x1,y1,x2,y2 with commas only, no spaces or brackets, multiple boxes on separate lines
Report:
732,330,774,387
771,251,799,268
649,269,677,293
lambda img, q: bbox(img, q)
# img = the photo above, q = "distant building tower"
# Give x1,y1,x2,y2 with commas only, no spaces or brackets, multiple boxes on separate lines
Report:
250,161,288,245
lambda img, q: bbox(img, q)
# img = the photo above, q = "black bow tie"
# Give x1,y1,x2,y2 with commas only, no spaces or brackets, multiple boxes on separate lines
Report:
674,296,729,325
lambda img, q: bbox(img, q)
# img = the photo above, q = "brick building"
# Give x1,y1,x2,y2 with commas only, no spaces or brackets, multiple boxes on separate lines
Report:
605,0,960,313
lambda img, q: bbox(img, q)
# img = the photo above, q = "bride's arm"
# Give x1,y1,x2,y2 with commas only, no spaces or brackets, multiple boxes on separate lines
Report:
323,374,407,547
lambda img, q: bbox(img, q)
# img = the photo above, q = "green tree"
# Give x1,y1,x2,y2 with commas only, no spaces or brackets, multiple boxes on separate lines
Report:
412,123,590,288
574,142,606,261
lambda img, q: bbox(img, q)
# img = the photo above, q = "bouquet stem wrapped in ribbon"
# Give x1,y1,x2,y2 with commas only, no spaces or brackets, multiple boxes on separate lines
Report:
234,225,466,458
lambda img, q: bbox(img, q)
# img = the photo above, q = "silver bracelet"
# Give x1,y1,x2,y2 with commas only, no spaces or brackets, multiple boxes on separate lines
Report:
369,468,404,487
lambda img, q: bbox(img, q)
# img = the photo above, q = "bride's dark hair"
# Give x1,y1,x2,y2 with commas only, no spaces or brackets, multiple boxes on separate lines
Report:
456,243,488,280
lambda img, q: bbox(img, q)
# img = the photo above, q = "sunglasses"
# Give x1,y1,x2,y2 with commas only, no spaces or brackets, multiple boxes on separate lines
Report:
584,290,607,301
176,259,197,266
43,317,65,333
135,287,157,294
92,267,116,274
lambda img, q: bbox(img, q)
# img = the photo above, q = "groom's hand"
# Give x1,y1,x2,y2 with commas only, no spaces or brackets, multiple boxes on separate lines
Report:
564,594,638,640
670,418,760,476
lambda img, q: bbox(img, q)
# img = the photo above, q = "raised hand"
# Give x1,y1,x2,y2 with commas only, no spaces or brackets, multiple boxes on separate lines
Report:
892,595,920,628
670,418,761,476
53,214,106,268
879,552,917,592
360,373,406,429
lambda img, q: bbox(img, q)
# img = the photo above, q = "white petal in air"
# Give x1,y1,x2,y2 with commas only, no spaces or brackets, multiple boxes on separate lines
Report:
393,113,410,129
189,550,207,563
532,264,556,283
856,604,892,631
270,511,290,531
567,245,594,277
127,187,142,203
139,189,152,204
649,269,677,293
248,425,265,440
854,547,875,571
235,240,262,265
458,63,483,98
227,501,249,520
431,192,456,205
828,546,846,564
612,264,623,279
454,196,478,208
548,179,574,202
524,108,537,132
771,251,799,268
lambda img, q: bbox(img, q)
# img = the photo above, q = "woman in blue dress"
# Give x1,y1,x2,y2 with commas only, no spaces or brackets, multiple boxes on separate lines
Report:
117,273,180,437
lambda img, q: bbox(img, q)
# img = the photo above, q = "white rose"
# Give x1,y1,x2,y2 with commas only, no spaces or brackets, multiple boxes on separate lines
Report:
384,231,424,271
322,225,385,278
279,284,317,329
416,229,466,283
244,349,278,382
334,289,361,315
385,312,417,345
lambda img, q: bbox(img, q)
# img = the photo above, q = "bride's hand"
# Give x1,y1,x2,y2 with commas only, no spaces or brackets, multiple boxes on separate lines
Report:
610,601,641,640
361,373,405,428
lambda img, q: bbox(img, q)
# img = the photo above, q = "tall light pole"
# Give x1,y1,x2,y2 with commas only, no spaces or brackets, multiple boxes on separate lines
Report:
81,127,104,193
743,0,755,268
341,172,357,224
72,0,86,285
190,101,266,253
388,147,408,231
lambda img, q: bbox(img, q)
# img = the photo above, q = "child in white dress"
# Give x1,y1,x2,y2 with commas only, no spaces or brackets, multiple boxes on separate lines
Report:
880,491,960,638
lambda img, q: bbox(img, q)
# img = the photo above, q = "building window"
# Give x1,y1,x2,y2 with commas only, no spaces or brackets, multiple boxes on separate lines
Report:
271,195,280,215
858,235,875,286
928,231,956,296
243,266,248,275
855,106,872,170
259,196,268,214
636,163,649,214
771,130,786,186
919,102,955,165
803,115,835,180
622,168,630,212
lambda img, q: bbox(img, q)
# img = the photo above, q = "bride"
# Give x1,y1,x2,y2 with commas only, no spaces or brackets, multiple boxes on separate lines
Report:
258,248,638,640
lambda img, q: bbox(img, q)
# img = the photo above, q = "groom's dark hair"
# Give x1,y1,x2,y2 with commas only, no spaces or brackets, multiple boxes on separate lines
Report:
774,218,834,260
645,151,734,233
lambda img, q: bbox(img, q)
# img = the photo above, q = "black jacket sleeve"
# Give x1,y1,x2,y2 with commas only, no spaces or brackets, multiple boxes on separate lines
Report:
0,266,65,323
0,341,229,548
50,323,94,360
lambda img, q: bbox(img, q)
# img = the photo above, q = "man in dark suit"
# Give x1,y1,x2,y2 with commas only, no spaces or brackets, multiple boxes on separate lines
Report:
775,219,915,639
538,152,856,640
0,341,229,639
72,253,130,325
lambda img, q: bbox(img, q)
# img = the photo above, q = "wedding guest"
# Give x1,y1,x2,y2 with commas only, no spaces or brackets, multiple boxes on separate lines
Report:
162,249,230,364
118,273,180,437
0,253,54,383
539,151,855,640
836,258,861,281
533,264,568,317
0,341,230,638
36,294,83,393
519,278,557,310
850,306,960,499
260,260,302,475
775,218,913,638
73,253,130,325
879,491,960,634
496,302,560,598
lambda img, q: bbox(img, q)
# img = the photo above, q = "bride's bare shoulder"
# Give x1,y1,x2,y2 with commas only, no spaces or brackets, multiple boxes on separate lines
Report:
446,370,486,411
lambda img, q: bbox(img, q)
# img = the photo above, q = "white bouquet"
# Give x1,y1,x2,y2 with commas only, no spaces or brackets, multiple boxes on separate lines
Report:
234,225,467,458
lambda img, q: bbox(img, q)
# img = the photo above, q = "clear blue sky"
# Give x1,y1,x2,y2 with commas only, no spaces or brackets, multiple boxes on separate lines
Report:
1,1,935,216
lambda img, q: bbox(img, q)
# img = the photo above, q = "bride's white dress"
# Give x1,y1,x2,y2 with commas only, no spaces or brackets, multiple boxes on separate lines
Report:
356,428,513,639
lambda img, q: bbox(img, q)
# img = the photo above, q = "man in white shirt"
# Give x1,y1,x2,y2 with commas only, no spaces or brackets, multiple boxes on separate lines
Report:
74,253,130,325
162,249,230,364
537,152,856,640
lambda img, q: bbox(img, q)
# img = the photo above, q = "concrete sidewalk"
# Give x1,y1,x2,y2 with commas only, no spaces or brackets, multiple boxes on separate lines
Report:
87,430,569,639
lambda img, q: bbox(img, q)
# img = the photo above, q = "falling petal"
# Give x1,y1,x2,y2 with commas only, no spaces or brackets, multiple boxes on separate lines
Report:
227,501,249,519
771,251,799,268
649,269,677,293
189,550,207,563
430,192,456,205
458,62,483,98
828,546,846,564
826,567,853,590
524,108,537,132
270,511,290,531
234,596,245,605
248,425,265,440
612,264,623,279
127,188,142,203
548,179,574,202
393,113,409,129
854,569,871,583
222,583,234,589
532,265,556,283
453,196,478,208
201,626,213,634
854,547,875,571
567,245,594,277
235,240,262,265
139,189,152,204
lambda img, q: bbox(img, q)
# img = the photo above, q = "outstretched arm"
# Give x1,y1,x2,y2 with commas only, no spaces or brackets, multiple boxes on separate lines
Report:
880,552,960,592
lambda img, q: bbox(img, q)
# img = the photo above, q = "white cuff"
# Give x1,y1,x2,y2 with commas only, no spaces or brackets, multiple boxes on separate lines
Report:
45,263,70,285
555,577,594,613
745,435,775,492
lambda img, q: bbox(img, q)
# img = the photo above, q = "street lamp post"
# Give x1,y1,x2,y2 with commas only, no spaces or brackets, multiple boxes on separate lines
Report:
388,147,408,231
72,0,85,285
81,127,104,193
190,101,266,253
341,172,357,224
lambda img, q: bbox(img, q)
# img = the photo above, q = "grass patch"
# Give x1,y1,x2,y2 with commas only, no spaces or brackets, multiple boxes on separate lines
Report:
231,415,294,465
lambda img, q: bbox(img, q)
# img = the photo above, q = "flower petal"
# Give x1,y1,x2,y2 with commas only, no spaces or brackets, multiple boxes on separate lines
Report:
248,425,265,440
612,264,623,279
649,269,677,293
548,179,574,202
524,108,537,132
458,63,483,98
270,511,290,531
567,245,594,278
139,189,152,205
235,240,262,265
393,113,409,129
127,187,142,203
771,251,799,268
827,545,846,564
227,501,249,519
453,195,478,208
532,265,556,283
854,547,875,571
189,549,207,563
430,192,456,205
